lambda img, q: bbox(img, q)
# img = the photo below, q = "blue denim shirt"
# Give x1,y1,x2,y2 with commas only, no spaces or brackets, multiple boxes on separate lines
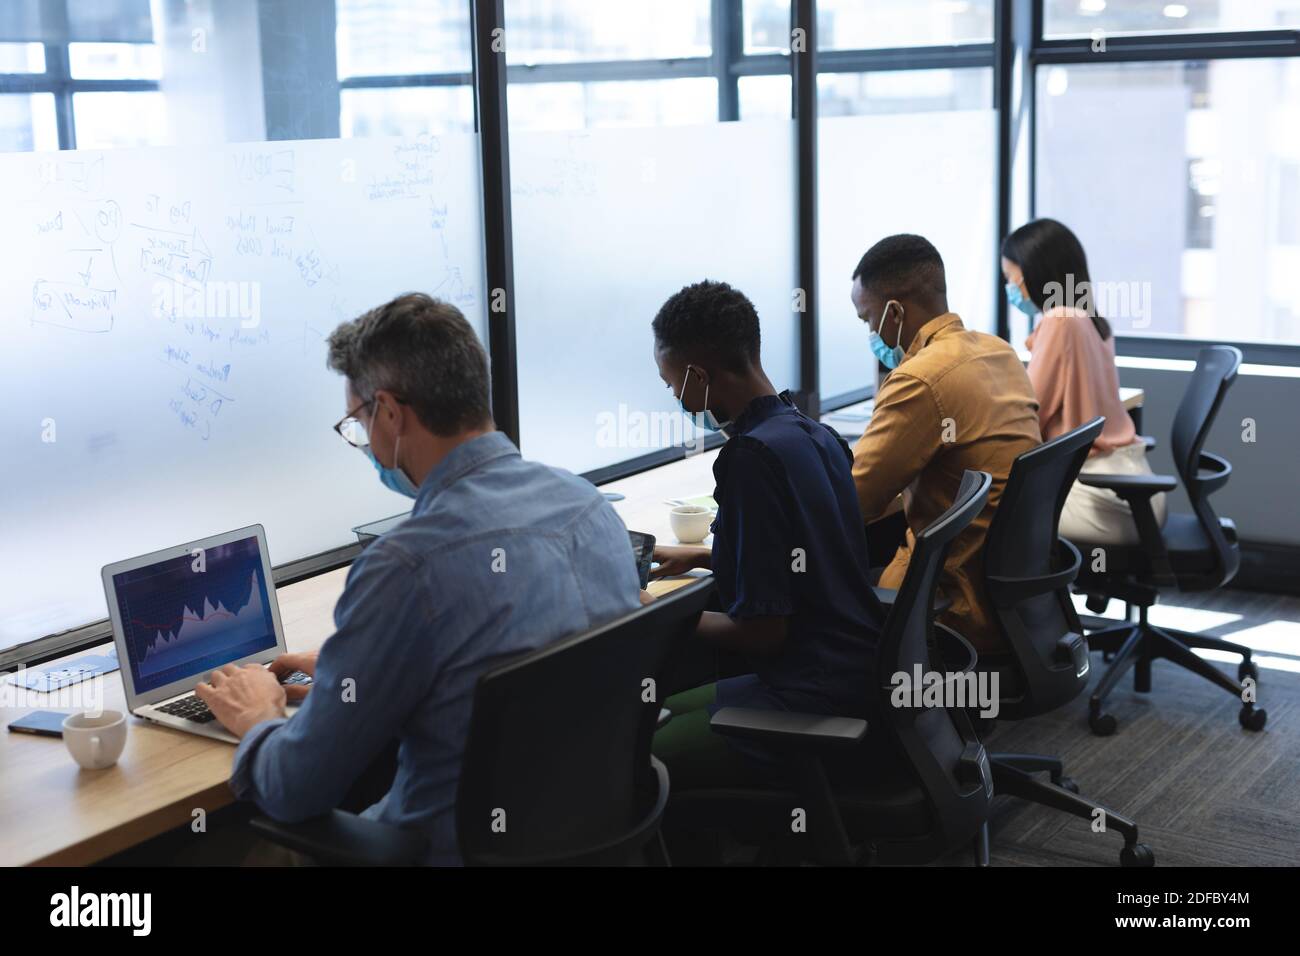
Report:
230,432,642,865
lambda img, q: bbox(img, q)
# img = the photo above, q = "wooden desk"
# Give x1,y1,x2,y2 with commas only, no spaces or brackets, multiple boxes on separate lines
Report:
0,568,347,867
1,387,1146,865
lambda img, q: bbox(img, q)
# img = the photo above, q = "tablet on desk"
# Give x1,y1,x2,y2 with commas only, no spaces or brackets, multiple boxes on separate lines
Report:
627,531,656,589
8,711,71,738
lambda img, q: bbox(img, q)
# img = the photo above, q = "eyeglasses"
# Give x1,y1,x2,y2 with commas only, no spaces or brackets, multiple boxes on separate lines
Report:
333,398,375,448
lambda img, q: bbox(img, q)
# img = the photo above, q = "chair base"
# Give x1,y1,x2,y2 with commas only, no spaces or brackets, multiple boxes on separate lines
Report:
1086,614,1265,736
990,754,1153,867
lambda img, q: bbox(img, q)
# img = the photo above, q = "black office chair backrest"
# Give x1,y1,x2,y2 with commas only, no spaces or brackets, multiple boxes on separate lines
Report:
1170,345,1242,587
877,469,993,847
456,577,713,866
983,418,1104,716
1172,345,1240,484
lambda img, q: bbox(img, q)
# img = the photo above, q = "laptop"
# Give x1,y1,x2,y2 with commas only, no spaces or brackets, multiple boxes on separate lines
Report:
102,524,293,744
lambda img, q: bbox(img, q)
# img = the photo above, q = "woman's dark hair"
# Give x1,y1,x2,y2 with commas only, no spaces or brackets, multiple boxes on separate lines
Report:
1002,218,1111,341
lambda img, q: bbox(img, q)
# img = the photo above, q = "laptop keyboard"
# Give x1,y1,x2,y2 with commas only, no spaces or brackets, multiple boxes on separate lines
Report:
155,693,217,724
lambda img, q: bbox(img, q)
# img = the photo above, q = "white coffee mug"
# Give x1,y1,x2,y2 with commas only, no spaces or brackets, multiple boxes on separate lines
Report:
63,710,127,770
669,505,714,544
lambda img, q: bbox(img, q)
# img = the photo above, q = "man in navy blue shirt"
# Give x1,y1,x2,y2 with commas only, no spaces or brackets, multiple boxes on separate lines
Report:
649,280,886,790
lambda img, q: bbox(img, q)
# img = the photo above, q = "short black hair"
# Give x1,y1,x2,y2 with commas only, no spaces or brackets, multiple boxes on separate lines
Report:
327,292,493,437
651,280,761,373
852,234,947,301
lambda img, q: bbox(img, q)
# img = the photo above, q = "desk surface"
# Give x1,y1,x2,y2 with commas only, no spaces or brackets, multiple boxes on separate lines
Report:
0,387,1144,866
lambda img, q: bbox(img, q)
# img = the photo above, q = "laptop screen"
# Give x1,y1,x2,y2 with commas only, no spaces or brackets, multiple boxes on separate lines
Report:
111,534,278,695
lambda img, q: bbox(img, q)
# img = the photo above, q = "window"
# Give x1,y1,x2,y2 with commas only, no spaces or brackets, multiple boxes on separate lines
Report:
336,0,475,140
817,0,995,49
2,0,489,663
819,66,992,115
1044,0,1300,39
72,90,165,148
744,0,994,52
508,2,797,473
0,92,57,151
339,86,476,138
1037,57,1300,345
738,74,792,120
0,42,45,73
505,0,711,64
336,0,472,77
509,77,719,130
68,41,160,80
819,67,996,398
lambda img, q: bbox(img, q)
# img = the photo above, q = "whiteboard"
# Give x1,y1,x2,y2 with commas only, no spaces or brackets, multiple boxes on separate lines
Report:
0,133,485,652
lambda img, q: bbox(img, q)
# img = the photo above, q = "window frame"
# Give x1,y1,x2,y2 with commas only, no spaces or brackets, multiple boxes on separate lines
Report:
0,0,160,151
9,1,1300,668
1022,4,1300,367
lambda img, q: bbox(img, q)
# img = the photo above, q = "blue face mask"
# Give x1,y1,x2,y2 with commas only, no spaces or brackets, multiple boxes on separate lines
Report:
869,301,906,370
678,367,729,434
1006,282,1039,321
362,410,420,498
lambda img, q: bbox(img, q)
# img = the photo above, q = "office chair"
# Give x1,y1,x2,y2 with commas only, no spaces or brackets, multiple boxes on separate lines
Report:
1071,346,1264,735
666,471,995,867
250,577,715,865
979,417,1153,866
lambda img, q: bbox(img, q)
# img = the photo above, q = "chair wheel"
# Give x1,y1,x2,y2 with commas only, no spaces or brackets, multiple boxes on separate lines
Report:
1239,706,1267,732
1121,843,1155,867
1238,661,1259,683
1057,776,1080,794
1089,711,1118,736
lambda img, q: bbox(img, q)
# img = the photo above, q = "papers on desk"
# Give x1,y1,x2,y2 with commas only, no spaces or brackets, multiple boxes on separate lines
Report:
6,652,119,691
823,399,875,441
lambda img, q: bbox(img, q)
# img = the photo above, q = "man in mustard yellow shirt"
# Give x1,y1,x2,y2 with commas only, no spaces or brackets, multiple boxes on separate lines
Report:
849,234,1041,655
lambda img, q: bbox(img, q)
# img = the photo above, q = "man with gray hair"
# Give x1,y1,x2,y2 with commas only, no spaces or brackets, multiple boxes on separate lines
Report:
196,292,642,865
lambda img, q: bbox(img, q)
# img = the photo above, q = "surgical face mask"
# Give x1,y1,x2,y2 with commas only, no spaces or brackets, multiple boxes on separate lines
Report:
1006,282,1039,321
869,300,906,370
363,408,420,498
678,366,729,434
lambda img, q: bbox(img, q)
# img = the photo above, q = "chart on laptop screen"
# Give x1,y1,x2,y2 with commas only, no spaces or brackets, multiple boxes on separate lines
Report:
112,536,277,694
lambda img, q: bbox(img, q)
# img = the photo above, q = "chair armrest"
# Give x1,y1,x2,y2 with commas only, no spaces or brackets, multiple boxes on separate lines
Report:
709,707,867,752
987,538,1082,607
873,586,953,613
249,810,428,866
1076,472,1177,496
1191,451,1232,496
1075,476,1176,585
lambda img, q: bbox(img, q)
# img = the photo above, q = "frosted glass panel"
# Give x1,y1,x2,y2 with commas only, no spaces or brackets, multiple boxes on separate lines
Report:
512,120,798,475
0,133,485,652
818,109,996,399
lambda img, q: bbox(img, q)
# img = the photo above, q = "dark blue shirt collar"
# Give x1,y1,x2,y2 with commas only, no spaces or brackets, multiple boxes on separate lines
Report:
727,390,798,438
413,431,518,513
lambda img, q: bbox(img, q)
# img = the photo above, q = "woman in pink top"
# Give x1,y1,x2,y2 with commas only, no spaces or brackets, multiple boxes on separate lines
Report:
1001,219,1166,545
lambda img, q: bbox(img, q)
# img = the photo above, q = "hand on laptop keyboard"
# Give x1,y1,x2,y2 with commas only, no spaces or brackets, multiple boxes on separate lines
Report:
156,693,218,724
